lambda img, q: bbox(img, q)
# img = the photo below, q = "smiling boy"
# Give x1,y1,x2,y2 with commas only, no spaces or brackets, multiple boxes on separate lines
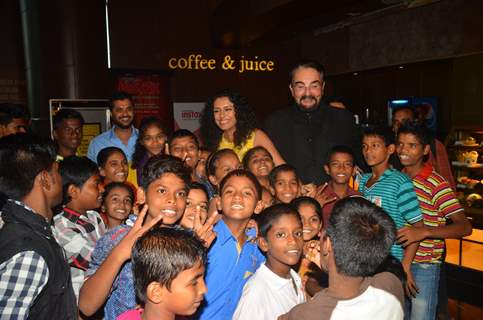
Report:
318,145,361,226
234,204,305,320
79,155,191,319
269,164,301,204
396,122,472,320
198,169,265,320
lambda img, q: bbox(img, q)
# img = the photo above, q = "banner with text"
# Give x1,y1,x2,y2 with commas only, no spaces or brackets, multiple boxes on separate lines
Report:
173,102,205,141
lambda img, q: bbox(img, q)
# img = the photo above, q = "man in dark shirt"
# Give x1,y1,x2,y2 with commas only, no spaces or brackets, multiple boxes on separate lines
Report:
264,60,360,184
0,133,77,319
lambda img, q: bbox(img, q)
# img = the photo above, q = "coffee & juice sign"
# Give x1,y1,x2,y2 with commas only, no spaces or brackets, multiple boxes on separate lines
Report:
168,54,275,73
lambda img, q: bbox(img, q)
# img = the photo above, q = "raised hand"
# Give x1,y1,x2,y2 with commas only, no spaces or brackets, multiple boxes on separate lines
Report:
314,183,337,207
304,240,321,269
193,210,218,248
246,219,259,238
301,183,317,198
115,205,162,261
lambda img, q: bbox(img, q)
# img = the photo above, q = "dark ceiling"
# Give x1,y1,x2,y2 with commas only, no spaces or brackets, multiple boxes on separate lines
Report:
207,0,437,48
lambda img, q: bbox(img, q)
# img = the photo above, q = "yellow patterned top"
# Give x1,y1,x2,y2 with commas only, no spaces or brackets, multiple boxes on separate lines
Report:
218,130,255,161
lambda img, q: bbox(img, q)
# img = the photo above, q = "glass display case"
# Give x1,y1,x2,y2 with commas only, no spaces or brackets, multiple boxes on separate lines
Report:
445,126,483,271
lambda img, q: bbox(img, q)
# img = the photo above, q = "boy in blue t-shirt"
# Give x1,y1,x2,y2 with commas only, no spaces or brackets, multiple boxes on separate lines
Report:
198,169,266,320
358,125,423,297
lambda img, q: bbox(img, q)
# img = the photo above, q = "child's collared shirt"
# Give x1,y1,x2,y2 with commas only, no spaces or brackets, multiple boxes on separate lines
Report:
53,207,106,298
233,262,305,320
198,219,265,320
406,162,463,263
319,182,362,227
358,168,422,260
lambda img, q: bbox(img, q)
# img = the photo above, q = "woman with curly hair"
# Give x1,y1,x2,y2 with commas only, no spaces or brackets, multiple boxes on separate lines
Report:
200,88,285,165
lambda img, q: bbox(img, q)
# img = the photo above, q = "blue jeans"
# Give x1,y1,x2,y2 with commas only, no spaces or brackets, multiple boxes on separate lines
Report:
406,263,441,320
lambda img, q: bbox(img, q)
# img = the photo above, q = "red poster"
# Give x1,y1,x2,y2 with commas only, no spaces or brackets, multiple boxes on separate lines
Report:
116,74,171,129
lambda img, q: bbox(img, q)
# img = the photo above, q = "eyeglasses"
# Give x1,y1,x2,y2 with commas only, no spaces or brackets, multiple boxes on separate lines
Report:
292,82,322,92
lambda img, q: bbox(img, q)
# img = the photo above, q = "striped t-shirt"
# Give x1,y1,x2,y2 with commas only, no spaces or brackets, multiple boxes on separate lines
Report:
359,169,422,260
406,162,463,263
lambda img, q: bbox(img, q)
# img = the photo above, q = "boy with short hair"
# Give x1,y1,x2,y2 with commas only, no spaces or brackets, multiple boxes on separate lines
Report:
359,125,423,296
233,204,305,320
269,164,301,204
118,227,208,320
317,145,361,226
198,169,266,320
169,129,216,198
169,129,200,173
79,155,192,319
53,156,106,298
52,108,85,160
282,197,405,320
396,122,472,320
392,106,455,190
0,103,29,138
0,133,77,319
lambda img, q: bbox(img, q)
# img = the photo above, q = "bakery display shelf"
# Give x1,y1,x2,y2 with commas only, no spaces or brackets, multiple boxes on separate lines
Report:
452,161,483,168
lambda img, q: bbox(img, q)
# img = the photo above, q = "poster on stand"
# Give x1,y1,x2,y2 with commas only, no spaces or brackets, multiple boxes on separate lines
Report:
116,73,171,128
173,102,205,140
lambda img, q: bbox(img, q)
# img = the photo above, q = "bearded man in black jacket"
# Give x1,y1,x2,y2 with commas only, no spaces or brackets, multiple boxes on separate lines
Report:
265,60,361,184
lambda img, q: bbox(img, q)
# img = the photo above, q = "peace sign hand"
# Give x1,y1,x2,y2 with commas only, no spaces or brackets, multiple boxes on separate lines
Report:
115,205,162,261
193,210,218,248
301,183,317,198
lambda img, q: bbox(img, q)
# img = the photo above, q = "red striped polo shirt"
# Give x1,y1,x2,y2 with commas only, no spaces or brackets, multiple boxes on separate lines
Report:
406,162,463,263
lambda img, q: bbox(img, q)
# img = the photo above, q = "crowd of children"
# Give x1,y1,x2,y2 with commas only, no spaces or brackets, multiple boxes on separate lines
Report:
0,97,473,320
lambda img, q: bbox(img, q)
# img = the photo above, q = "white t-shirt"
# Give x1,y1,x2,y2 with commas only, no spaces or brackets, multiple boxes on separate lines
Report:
286,272,404,320
233,263,306,320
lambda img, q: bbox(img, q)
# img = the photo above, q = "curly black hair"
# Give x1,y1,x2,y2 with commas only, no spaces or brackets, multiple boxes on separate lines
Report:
200,89,257,151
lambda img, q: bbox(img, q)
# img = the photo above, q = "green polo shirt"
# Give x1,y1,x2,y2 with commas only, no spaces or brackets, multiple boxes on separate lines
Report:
359,168,422,260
